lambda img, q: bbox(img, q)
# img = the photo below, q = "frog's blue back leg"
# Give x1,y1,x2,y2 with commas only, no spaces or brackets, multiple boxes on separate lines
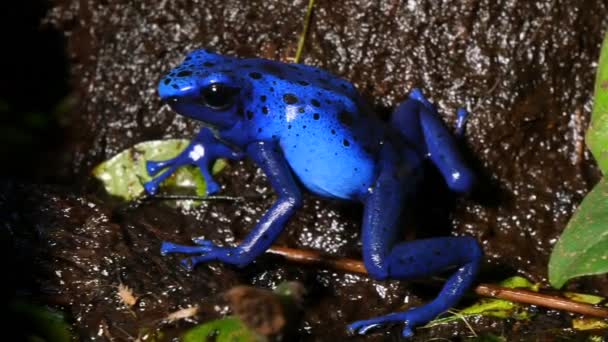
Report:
348,147,482,337
391,88,474,193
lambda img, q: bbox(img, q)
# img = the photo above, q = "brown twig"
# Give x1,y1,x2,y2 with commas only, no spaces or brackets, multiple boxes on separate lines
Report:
475,284,608,318
263,244,608,319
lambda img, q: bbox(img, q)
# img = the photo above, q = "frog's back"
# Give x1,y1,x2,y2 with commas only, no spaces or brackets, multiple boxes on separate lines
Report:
232,58,384,200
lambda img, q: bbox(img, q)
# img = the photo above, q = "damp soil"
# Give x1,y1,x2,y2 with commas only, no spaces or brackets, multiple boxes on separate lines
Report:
4,0,608,340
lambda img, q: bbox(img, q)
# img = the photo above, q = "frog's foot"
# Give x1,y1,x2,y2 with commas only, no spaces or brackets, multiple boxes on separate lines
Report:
204,178,221,196
160,239,248,269
143,174,166,195
144,154,222,196
146,159,175,176
348,307,432,338
408,88,433,108
144,157,187,195
454,108,469,137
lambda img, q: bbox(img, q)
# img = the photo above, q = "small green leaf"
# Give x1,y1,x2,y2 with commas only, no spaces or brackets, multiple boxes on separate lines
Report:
572,317,608,331
497,276,537,291
563,291,606,305
92,139,226,201
425,276,536,327
182,316,265,342
10,301,73,342
549,177,608,288
587,32,608,174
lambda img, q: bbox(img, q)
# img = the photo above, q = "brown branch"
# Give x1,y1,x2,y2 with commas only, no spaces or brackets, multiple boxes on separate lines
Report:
263,244,608,319
475,284,608,318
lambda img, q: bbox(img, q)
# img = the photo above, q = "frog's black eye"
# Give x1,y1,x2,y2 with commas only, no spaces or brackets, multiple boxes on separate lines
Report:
199,83,239,110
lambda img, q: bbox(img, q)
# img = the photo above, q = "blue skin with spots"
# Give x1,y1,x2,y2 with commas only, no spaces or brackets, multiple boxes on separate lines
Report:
145,49,482,337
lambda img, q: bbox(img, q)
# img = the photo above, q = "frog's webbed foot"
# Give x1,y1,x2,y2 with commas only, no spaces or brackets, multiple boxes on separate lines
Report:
143,129,243,196
454,108,469,138
144,155,217,195
348,308,431,338
161,238,249,269
144,153,192,195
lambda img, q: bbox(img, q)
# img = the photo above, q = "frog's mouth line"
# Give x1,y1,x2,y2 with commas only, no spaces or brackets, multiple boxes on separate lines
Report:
161,97,237,130
162,96,200,111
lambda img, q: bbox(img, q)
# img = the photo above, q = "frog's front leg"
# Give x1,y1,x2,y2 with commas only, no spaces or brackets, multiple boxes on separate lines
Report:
144,128,244,196
161,140,302,269
348,156,482,337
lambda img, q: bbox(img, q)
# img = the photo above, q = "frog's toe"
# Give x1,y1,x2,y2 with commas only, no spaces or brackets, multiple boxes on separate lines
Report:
178,247,243,269
160,241,214,255
408,88,429,105
455,108,470,137
348,311,420,337
192,238,215,247
146,159,172,176
180,255,216,270
401,325,415,338
143,179,160,195
205,180,221,196
347,320,382,335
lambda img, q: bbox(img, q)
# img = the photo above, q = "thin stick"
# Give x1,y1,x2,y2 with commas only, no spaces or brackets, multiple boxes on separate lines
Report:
263,244,608,319
147,194,248,202
293,0,316,64
475,284,608,318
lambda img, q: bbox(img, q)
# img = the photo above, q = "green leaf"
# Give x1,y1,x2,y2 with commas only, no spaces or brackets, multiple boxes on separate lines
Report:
182,316,265,342
425,276,536,328
10,301,73,342
587,32,608,174
549,177,608,288
572,317,608,331
92,139,226,201
563,291,606,305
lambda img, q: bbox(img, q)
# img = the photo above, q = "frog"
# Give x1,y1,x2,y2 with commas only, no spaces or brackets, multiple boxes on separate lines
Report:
143,49,483,337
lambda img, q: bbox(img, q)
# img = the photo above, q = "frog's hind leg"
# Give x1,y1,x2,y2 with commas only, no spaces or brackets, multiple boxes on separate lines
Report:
348,159,482,337
391,88,474,193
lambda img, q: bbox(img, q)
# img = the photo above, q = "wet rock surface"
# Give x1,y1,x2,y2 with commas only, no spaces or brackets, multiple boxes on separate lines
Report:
4,0,608,340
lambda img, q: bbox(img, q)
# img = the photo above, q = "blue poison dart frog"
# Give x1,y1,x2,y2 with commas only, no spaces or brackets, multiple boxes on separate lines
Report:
143,49,482,337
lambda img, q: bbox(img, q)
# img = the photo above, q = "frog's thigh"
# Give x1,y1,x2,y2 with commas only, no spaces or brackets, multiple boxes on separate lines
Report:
361,164,481,281
361,162,408,280
419,108,474,193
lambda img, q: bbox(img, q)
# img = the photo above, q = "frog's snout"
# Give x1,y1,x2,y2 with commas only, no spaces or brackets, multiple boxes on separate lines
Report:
158,73,198,102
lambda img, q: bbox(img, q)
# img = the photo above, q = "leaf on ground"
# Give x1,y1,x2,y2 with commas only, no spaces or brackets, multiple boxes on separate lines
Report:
182,316,265,342
10,300,72,342
572,317,608,331
586,32,608,174
563,291,608,330
548,177,608,288
563,291,606,305
425,276,537,328
92,139,226,201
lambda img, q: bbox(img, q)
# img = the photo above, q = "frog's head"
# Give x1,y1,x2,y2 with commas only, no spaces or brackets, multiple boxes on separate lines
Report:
158,49,247,129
